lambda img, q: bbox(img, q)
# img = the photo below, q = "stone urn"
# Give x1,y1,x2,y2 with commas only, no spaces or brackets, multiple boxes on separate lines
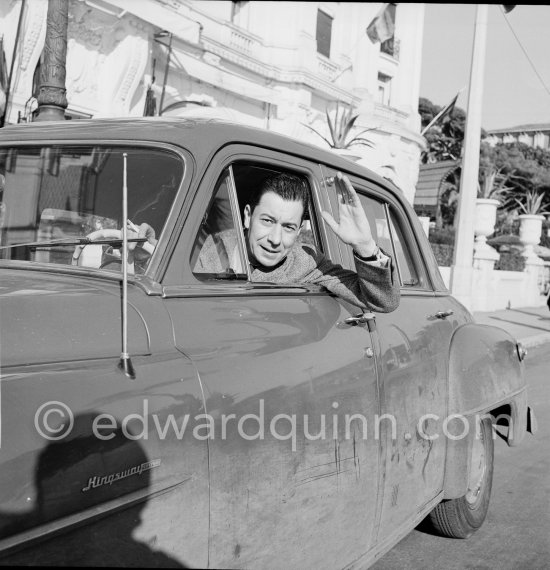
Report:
473,198,500,260
418,216,430,237
518,214,545,263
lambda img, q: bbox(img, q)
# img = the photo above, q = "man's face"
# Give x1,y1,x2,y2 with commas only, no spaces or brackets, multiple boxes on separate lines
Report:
244,191,304,268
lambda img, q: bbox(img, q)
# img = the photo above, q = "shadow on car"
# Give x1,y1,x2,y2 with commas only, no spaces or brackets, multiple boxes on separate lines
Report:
0,413,186,567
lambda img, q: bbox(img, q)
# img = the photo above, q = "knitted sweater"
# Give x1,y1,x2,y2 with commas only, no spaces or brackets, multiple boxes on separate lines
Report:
195,229,400,313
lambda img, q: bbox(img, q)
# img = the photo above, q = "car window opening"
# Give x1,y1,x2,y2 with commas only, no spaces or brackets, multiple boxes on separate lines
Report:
0,145,183,275
356,191,421,288
191,161,320,282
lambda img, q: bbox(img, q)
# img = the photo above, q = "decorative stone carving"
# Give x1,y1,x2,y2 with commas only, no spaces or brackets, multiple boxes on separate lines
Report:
65,2,150,116
107,30,149,116
8,0,48,119
203,52,221,67
19,0,48,73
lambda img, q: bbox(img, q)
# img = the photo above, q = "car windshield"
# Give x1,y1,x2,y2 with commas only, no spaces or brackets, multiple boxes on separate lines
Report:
0,145,183,274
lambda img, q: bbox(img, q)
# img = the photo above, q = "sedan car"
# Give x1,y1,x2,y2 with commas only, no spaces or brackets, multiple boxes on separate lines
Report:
0,118,535,568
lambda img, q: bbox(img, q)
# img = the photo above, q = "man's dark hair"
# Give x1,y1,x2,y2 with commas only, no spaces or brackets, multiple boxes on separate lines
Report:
248,173,309,220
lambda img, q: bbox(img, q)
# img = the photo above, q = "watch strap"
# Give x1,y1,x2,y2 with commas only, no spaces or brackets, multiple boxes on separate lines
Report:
355,246,380,262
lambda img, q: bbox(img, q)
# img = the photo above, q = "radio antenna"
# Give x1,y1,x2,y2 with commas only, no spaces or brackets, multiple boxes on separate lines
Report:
119,152,136,379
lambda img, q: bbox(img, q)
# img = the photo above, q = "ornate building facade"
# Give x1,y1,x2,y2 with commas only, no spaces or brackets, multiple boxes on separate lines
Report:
485,123,550,151
1,0,426,203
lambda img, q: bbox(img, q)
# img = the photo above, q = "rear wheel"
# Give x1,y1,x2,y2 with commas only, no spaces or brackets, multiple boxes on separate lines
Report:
429,417,494,538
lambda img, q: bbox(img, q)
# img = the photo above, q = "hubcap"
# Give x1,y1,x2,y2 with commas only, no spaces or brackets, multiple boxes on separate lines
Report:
465,424,486,506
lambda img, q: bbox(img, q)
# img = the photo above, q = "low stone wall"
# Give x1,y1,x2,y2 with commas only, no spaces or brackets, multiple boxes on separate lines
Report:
438,266,451,289
472,268,525,312
437,263,548,311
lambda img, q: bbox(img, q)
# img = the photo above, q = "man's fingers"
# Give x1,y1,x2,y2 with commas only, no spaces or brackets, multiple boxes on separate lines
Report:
346,182,360,206
127,219,139,233
336,171,352,189
336,172,359,206
321,211,339,233
140,223,156,243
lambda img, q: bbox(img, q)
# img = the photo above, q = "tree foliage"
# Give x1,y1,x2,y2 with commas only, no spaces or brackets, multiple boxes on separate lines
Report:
479,141,550,213
418,97,550,233
419,97,468,164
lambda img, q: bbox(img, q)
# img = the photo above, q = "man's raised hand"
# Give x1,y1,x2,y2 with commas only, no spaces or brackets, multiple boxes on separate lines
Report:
321,172,378,257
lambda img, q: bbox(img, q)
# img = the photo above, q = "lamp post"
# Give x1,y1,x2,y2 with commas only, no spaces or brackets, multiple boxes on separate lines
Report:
35,0,68,122
449,4,488,309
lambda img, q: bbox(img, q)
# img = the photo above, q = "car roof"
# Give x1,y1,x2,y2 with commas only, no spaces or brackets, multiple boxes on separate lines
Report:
0,116,400,198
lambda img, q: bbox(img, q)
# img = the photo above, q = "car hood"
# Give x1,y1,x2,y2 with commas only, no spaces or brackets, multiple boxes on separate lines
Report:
0,268,149,368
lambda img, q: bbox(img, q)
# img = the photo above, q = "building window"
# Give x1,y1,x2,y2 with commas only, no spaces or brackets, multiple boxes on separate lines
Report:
316,9,332,59
377,73,392,106
231,1,249,28
380,37,400,60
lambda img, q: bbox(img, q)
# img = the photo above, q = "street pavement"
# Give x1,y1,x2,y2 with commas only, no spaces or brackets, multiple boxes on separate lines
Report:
473,304,550,350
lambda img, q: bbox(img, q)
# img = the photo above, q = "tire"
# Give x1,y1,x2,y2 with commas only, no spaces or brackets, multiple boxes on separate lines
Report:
428,417,495,539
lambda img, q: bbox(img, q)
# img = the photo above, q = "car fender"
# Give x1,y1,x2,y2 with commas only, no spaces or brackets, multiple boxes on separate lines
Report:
442,323,527,499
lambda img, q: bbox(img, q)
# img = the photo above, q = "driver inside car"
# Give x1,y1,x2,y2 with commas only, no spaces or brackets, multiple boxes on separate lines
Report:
72,220,157,274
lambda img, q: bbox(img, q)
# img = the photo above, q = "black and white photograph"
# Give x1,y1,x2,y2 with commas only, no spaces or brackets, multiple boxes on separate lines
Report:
0,2,548,568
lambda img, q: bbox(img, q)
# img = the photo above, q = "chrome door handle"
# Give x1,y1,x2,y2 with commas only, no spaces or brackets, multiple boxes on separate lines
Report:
343,312,376,326
432,310,454,319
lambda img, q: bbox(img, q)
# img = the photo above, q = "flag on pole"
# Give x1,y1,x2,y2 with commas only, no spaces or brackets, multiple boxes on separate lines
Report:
366,4,396,44
421,89,464,136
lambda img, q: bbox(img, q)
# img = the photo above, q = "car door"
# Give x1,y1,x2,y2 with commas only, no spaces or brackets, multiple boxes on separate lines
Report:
161,147,384,569
320,165,454,545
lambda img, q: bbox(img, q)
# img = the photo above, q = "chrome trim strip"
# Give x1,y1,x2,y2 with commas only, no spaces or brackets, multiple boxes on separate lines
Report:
0,478,191,556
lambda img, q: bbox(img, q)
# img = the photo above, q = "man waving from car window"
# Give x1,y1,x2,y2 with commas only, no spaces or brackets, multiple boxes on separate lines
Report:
195,172,400,313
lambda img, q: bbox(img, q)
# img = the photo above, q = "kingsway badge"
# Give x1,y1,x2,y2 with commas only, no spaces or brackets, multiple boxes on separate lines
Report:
82,459,161,492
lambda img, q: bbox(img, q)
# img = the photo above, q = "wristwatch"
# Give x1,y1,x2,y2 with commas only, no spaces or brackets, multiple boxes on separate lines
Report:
355,245,382,262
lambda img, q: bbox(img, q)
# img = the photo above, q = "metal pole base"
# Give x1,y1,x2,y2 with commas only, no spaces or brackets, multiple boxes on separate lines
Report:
34,105,67,122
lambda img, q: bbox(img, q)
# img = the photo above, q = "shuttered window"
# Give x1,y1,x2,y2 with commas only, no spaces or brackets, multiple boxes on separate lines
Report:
316,9,332,59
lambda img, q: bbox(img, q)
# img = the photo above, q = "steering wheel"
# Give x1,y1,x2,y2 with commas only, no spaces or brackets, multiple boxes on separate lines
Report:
72,229,123,268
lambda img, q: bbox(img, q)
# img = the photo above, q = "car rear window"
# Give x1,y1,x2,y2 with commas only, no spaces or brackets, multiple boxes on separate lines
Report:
0,145,183,274
356,192,426,288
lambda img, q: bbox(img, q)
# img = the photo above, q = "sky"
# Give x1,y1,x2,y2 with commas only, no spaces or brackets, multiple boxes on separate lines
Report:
420,4,550,132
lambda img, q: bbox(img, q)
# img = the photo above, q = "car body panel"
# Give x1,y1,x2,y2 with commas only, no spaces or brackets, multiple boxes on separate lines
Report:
0,270,209,567
447,323,526,415
0,267,150,366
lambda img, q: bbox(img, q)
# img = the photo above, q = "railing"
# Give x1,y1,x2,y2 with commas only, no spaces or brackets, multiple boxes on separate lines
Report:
317,56,339,81
373,103,408,123
228,27,257,55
